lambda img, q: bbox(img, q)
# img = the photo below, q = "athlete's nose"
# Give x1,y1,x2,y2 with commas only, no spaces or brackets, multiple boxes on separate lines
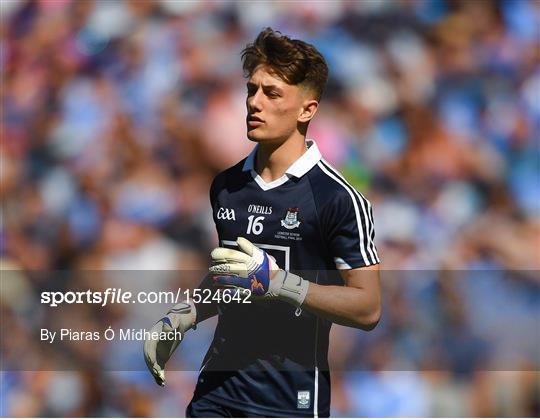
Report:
247,88,263,113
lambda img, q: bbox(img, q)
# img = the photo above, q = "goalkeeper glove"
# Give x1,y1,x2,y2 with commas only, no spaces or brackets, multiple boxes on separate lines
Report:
209,237,309,307
143,301,196,386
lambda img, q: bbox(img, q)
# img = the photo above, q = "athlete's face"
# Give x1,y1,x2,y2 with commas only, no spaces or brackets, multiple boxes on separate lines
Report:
245,66,316,144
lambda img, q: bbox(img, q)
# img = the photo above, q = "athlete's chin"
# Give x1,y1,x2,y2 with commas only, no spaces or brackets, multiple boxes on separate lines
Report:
247,129,268,143
247,128,283,144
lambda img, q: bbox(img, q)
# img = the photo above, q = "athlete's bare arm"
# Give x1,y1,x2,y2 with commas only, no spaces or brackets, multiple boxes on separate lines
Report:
301,264,381,330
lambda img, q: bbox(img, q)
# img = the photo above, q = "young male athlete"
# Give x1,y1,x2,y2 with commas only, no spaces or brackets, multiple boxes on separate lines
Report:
144,28,381,418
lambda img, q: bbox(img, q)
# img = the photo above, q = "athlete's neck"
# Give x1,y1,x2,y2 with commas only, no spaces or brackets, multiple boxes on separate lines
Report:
255,136,307,183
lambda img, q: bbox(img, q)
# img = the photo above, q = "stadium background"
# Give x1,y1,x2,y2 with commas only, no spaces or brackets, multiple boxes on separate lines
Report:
1,0,539,416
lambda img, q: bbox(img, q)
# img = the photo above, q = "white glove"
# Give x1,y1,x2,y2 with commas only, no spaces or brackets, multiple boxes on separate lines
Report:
143,301,196,386
210,237,309,307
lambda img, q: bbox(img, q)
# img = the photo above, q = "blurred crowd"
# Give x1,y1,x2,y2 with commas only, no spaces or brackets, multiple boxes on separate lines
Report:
1,0,539,417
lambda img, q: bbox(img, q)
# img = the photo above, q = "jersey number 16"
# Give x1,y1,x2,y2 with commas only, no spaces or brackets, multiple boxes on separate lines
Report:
247,216,265,235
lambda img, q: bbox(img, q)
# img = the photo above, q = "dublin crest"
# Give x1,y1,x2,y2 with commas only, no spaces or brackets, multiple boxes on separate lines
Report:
281,208,301,230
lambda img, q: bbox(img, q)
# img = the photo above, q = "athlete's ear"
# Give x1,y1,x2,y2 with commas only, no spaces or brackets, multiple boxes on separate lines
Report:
298,99,319,123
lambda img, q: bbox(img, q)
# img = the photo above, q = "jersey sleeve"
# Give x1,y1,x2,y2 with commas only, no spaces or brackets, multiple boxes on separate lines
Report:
322,189,380,269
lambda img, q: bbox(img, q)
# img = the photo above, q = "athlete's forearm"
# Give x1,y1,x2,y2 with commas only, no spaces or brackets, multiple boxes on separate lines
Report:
301,270,381,330
194,301,218,324
193,274,219,324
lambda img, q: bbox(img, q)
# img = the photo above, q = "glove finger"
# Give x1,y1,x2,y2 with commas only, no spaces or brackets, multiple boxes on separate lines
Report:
211,247,251,263
156,336,179,365
143,325,165,386
143,340,157,369
209,263,249,277
144,353,165,386
236,237,257,256
152,363,165,386
237,237,266,265
143,323,161,365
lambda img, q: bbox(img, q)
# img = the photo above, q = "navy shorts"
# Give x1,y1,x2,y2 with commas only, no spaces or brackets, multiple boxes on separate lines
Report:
186,397,276,418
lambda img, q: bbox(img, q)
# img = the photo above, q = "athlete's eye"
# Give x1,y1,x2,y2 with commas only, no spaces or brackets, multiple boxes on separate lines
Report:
246,85,257,96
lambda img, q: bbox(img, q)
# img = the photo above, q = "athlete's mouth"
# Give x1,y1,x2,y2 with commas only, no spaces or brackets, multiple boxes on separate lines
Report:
247,115,264,125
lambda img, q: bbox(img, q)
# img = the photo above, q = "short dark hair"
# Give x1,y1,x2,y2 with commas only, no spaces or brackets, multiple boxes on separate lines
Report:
241,28,329,101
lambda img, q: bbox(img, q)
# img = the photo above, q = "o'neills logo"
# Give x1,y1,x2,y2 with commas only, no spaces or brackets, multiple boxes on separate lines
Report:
248,204,272,215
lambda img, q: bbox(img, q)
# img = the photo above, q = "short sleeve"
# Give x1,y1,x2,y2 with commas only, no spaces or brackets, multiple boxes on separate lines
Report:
323,190,380,269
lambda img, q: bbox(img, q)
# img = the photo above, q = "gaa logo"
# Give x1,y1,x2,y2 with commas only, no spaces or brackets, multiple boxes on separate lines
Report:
217,207,236,221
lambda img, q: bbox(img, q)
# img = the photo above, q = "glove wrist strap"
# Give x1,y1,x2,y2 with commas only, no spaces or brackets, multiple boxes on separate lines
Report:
276,271,309,307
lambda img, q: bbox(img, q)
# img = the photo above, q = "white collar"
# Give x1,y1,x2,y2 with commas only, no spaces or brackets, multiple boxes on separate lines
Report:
242,139,322,179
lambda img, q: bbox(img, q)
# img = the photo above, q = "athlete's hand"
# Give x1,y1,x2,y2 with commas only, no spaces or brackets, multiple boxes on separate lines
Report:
209,237,309,307
143,301,196,386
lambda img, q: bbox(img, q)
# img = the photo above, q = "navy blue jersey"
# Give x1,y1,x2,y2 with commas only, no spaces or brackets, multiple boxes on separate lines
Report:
193,140,379,417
